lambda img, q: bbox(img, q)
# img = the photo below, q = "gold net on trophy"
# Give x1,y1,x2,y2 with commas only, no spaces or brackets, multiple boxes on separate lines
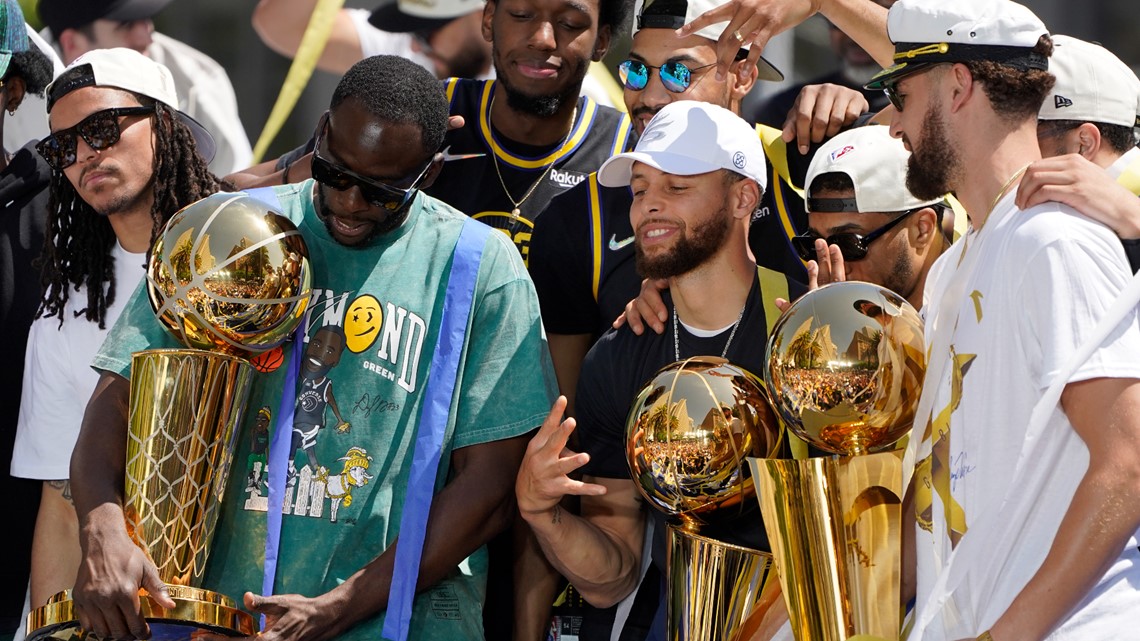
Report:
625,357,787,641
28,192,312,641
748,280,925,641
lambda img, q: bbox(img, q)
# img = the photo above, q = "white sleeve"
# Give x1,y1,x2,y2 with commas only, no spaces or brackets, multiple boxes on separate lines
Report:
11,317,85,480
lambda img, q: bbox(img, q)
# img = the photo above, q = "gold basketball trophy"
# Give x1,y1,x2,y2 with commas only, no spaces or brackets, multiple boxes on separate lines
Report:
748,281,925,641
27,192,312,641
625,356,788,641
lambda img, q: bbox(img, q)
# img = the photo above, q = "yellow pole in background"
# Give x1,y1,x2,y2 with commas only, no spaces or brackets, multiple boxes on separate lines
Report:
251,0,346,163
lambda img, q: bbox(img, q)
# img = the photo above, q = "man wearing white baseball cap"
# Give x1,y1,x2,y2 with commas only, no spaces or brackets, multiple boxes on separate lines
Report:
869,1,1140,641
1018,34,1140,272
14,46,225,617
517,100,805,640
796,124,951,310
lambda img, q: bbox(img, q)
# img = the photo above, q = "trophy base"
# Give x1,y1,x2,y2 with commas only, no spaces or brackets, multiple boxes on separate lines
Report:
27,585,256,641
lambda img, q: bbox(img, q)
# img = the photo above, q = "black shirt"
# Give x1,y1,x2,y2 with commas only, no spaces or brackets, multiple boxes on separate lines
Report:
576,273,807,573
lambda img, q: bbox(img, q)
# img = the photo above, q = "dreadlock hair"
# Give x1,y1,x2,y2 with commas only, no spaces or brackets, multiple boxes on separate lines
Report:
38,92,228,329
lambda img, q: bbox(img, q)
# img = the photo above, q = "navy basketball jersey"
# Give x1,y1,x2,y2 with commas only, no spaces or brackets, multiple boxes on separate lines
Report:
425,78,634,266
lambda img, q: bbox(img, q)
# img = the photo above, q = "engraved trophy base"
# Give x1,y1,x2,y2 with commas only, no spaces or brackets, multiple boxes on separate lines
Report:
667,524,783,641
27,585,256,641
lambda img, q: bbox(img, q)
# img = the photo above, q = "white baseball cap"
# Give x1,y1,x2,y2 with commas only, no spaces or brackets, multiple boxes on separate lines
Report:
46,47,216,163
632,0,783,82
805,125,946,213
597,101,766,189
866,0,1048,91
1039,35,1140,128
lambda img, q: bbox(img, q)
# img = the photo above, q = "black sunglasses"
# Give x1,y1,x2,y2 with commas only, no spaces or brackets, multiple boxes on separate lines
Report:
36,105,157,171
311,113,431,211
793,208,923,262
618,59,716,93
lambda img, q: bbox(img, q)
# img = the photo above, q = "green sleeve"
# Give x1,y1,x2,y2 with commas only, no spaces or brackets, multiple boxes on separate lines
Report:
91,278,183,378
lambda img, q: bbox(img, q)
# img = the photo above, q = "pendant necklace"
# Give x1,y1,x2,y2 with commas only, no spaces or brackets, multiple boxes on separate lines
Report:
488,94,577,220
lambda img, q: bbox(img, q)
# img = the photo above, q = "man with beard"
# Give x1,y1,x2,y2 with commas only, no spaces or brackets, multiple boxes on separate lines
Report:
516,101,806,640
68,54,557,641
417,0,635,267
865,0,1140,638
12,46,222,614
794,124,951,311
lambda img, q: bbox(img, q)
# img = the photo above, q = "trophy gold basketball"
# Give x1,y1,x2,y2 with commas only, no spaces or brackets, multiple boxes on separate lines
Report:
27,192,312,641
625,356,787,641
748,281,925,641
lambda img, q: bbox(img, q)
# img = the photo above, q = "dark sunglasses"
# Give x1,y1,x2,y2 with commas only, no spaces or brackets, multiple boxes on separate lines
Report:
618,59,716,93
311,115,431,211
793,208,922,263
883,84,905,112
36,105,157,171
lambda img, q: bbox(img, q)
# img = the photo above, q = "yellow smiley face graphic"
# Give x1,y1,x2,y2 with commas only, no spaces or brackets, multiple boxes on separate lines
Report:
345,294,383,353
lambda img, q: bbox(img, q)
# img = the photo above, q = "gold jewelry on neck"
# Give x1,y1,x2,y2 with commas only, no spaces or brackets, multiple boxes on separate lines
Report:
983,163,1032,223
488,94,577,219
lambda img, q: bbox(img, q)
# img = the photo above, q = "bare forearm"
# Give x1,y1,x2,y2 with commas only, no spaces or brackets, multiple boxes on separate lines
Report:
70,373,130,521
513,518,562,641
819,0,893,68
990,466,1140,641
523,503,643,609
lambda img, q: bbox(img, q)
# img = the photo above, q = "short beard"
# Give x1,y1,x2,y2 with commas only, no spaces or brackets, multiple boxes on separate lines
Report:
635,204,731,280
315,184,409,247
492,51,589,118
879,244,916,302
905,102,962,201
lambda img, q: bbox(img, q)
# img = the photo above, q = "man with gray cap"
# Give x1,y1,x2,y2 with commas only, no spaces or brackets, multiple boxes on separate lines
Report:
37,0,252,175
517,100,805,640
11,46,224,616
866,1,1140,639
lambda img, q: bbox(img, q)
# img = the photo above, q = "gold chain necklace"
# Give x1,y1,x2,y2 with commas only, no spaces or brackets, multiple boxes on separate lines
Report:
957,162,1032,267
488,95,577,219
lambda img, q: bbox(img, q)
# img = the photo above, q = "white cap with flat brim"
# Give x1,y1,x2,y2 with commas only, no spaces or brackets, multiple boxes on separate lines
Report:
806,125,946,213
1040,35,1140,128
598,101,766,189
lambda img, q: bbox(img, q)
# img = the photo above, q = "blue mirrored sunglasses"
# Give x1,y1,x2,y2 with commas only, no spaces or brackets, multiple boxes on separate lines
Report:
618,59,716,93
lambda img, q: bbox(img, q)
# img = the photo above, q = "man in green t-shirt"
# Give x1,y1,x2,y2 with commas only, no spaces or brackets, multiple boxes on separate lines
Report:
69,54,558,641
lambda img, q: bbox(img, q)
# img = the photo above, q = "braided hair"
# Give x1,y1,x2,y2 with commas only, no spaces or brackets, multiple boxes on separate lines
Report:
37,94,229,328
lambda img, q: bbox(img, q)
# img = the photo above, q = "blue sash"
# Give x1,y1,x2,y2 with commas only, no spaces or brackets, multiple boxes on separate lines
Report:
244,187,302,627
382,217,491,640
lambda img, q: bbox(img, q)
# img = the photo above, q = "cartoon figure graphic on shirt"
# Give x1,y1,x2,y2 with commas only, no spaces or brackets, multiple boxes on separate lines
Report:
243,407,273,511
322,446,374,523
246,407,272,493
287,325,350,515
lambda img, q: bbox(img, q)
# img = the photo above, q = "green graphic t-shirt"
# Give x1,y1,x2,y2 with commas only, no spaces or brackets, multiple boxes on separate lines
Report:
92,181,559,640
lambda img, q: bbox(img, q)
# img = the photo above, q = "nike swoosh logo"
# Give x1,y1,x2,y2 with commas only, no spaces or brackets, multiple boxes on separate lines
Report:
440,145,486,162
608,234,634,251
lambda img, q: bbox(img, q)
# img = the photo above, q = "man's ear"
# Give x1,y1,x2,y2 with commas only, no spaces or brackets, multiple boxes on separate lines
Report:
947,63,974,113
420,153,446,190
481,0,496,44
1075,122,1102,160
592,24,612,62
912,206,939,249
734,178,761,218
3,75,26,115
729,58,758,102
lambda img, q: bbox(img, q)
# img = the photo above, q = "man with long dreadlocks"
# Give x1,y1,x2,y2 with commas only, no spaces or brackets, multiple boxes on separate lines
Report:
11,46,224,613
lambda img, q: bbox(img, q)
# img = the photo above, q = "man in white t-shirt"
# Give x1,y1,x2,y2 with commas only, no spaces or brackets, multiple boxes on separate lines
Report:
37,0,253,176
865,1,1140,639
12,48,223,616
